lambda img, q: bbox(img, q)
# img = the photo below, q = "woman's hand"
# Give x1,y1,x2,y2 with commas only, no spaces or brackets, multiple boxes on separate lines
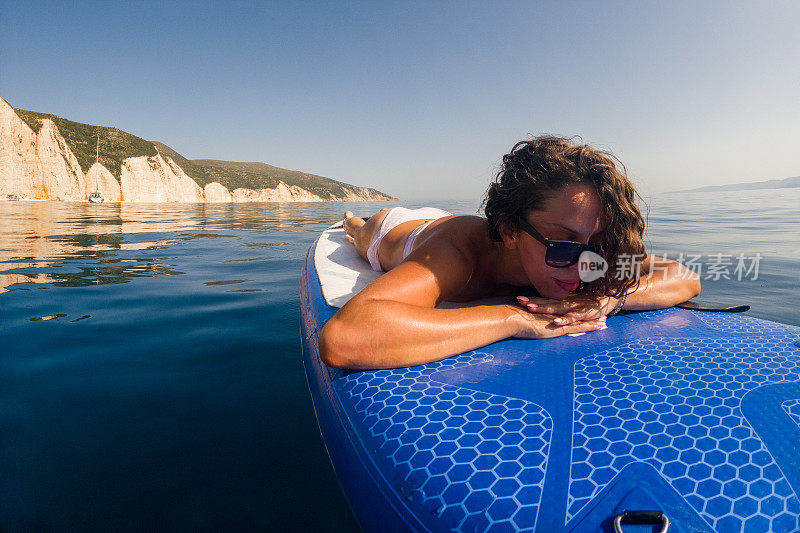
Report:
509,306,607,338
516,294,619,325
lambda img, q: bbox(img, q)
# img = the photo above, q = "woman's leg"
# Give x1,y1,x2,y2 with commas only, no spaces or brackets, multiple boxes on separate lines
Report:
344,209,390,262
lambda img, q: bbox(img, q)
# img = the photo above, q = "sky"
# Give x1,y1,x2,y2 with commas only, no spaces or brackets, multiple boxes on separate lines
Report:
2,1,799,201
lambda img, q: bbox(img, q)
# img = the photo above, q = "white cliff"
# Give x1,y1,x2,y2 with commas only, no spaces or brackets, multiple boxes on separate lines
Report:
121,153,204,202
203,182,232,202
336,186,397,202
35,119,85,200
0,96,40,199
0,96,394,203
230,182,327,202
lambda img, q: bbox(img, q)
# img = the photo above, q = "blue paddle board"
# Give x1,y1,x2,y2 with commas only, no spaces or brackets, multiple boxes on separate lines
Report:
300,231,800,532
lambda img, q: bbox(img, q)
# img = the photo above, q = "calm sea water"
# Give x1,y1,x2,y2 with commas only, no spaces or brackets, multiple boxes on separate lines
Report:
1,189,798,531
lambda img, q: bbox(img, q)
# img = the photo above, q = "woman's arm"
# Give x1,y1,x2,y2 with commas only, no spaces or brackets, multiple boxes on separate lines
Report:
319,241,606,369
517,255,701,322
622,255,701,310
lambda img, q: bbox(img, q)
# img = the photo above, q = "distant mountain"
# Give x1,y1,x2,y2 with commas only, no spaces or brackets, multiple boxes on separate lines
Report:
1,96,396,203
678,175,800,193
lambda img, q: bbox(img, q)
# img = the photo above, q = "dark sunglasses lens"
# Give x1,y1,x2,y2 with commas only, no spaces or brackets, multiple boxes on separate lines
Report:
546,242,584,267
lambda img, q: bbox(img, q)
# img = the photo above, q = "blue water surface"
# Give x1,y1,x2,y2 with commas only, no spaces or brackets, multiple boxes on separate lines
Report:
0,189,797,531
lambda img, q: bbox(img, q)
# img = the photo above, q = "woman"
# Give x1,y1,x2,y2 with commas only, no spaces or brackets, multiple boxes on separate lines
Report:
320,136,700,369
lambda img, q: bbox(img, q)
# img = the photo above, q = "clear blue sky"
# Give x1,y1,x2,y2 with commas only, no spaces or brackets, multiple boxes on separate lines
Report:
2,1,799,201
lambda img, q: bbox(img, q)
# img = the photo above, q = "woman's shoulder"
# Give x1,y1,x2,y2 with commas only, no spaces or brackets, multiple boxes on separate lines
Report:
419,214,504,300
436,214,490,238
424,214,494,258
436,214,488,231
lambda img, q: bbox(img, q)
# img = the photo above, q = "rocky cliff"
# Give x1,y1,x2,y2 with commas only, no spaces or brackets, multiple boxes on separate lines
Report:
0,96,396,203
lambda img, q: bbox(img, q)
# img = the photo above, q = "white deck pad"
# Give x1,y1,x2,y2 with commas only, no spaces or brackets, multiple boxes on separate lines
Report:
314,228,511,309
314,228,381,308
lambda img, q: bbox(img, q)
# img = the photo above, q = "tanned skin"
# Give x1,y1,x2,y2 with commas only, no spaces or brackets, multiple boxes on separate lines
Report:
320,184,700,369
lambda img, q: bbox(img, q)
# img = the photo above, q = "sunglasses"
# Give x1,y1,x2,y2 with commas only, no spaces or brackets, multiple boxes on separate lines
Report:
517,217,596,268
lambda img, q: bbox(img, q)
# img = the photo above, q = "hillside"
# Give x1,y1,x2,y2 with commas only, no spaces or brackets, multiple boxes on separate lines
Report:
14,109,156,179
10,104,395,201
678,175,800,193
152,142,387,200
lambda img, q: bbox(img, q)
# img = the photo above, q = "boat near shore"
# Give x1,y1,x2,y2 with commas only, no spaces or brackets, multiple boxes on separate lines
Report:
87,133,104,203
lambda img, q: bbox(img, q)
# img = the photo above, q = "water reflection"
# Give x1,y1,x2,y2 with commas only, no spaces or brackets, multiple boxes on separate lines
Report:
0,201,368,294
0,272,56,294
28,313,67,322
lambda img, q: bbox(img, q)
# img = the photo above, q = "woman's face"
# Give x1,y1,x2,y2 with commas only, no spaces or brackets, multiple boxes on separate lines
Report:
515,183,604,299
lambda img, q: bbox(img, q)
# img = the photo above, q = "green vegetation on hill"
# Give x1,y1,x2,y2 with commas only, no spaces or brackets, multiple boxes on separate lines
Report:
14,109,157,179
13,105,394,200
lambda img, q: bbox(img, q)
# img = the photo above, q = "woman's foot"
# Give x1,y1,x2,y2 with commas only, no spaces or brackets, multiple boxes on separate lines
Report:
343,211,363,243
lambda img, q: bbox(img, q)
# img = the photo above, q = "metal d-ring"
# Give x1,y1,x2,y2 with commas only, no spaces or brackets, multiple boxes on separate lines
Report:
613,510,670,533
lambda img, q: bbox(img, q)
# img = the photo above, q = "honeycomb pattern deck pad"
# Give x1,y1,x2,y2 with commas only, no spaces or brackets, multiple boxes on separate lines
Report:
569,337,800,531
340,352,553,531
301,238,800,532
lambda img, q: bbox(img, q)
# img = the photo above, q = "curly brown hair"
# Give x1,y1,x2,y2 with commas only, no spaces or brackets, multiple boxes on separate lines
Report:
483,136,645,298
